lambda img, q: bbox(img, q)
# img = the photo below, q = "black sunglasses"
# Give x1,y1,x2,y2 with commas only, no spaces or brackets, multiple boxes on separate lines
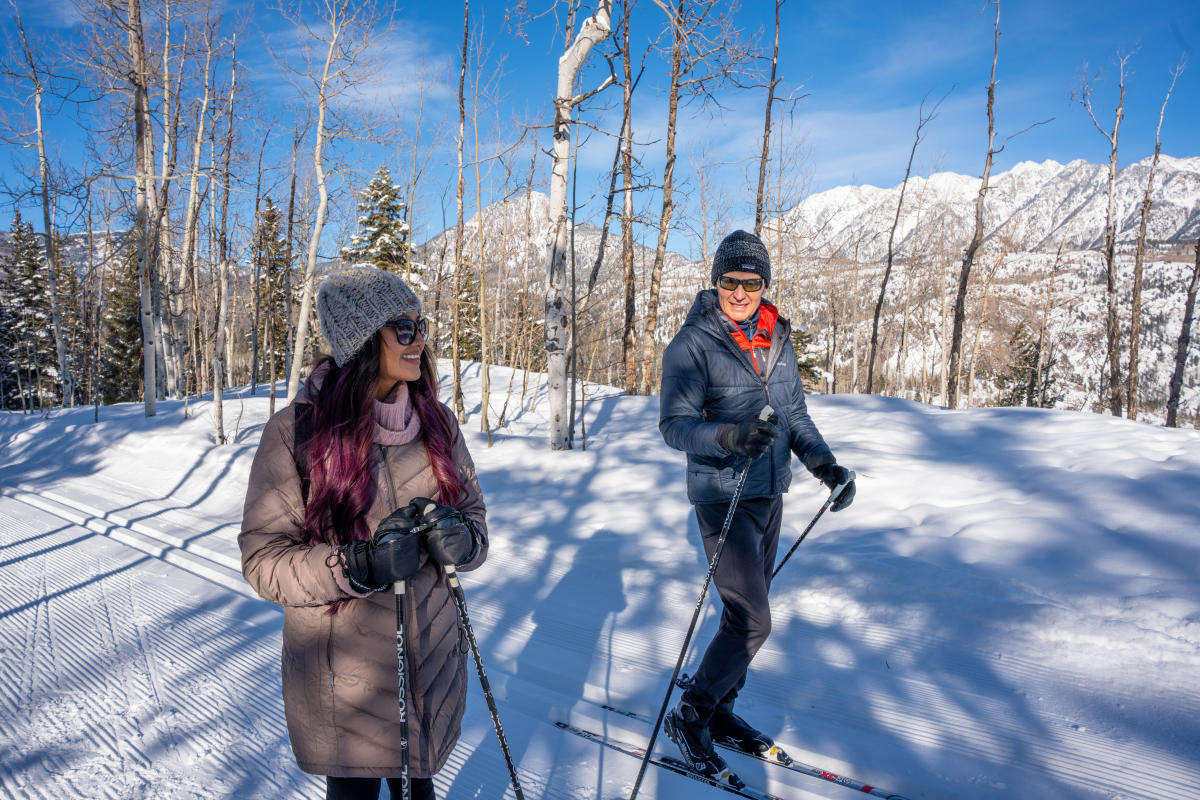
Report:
383,317,428,346
716,275,764,292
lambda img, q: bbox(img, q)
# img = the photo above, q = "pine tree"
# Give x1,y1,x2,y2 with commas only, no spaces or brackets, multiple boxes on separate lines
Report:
341,165,414,282
454,263,481,363
1,211,58,409
254,197,291,384
52,232,86,406
996,321,1057,408
0,238,18,409
98,245,144,404
791,326,821,391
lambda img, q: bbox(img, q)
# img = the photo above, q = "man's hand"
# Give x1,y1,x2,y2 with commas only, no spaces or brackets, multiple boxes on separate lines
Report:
716,412,778,459
812,463,856,512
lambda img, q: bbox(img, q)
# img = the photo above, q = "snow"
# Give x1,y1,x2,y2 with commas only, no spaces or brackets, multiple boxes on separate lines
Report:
2,363,1199,799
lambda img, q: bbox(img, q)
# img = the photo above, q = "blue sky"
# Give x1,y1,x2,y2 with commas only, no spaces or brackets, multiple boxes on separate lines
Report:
2,0,1197,258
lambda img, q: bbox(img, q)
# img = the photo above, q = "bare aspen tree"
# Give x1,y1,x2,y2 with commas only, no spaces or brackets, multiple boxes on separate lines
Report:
753,0,783,236
128,0,157,415
947,0,1000,410
1165,238,1199,428
965,245,1006,407
179,21,216,399
467,21,503,441
1030,241,1064,407
154,0,185,399
282,122,305,389
620,0,638,396
867,92,944,394
10,5,74,406
639,0,752,396
1074,52,1130,417
213,39,237,445
545,0,614,449
282,0,387,402
1127,61,1182,420
451,0,468,422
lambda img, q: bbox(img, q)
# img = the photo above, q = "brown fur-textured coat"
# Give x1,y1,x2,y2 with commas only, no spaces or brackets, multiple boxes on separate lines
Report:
239,400,487,779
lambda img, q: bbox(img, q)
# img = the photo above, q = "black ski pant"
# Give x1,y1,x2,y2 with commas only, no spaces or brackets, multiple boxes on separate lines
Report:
325,775,435,800
682,494,782,713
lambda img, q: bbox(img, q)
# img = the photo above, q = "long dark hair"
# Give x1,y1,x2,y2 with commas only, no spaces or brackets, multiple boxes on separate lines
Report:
301,334,465,548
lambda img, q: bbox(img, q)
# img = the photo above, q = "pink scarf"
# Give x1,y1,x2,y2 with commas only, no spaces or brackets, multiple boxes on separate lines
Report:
374,382,421,445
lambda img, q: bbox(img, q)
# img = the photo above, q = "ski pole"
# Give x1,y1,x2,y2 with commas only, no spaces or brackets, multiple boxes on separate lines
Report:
393,581,412,800
629,405,774,800
770,470,855,581
442,564,526,800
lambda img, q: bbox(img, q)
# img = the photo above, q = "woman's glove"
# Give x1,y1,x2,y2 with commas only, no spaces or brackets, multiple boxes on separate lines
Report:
408,496,481,567
811,463,856,512
333,506,422,594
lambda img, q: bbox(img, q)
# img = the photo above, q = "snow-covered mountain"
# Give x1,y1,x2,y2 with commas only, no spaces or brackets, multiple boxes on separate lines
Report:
410,157,1199,423
785,155,1200,260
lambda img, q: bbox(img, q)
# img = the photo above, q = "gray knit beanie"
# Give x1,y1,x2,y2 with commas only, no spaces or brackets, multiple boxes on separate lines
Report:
711,229,771,288
316,265,421,367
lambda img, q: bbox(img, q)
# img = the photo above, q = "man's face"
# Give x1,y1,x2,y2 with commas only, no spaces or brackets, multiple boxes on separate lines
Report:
715,270,765,323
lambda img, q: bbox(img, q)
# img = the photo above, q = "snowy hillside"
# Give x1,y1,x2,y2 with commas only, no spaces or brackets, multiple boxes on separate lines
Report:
2,363,1198,799
785,155,1200,259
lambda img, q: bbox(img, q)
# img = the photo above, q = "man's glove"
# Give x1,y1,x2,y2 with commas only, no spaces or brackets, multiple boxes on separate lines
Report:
812,463,856,512
716,413,778,459
409,496,481,567
336,505,422,593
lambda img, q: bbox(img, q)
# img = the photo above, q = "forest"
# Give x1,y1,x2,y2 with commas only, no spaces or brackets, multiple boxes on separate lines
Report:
1,0,1197,448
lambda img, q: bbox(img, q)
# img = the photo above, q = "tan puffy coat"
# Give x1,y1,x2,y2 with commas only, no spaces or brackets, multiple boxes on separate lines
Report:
239,400,488,779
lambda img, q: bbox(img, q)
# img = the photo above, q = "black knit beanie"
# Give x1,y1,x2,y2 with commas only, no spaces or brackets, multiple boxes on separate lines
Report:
711,229,771,288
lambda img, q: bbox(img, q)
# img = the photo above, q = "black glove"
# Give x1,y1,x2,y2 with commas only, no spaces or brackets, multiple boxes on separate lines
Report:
337,506,422,593
409,496,480,567
716,413,778,459
812,463,856,512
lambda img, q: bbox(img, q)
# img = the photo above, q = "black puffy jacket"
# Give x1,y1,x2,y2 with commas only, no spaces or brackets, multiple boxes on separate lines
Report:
659,290,834,504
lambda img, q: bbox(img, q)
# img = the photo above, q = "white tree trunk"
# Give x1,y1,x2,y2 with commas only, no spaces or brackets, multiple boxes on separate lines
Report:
287,18,343,403
128,0,156,416
545,1,613,449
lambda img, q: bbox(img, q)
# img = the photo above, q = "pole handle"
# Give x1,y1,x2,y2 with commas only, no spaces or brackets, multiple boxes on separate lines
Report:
830,469,856,501
759,404,775,422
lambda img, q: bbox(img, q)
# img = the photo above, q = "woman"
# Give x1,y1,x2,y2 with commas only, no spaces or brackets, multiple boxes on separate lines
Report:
240,265,488,800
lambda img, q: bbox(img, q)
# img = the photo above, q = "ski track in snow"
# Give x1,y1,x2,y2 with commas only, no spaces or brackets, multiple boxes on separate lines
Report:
2,370,1199,800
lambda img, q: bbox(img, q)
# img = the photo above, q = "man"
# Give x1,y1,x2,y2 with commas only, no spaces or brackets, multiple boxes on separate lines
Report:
658,229,856,782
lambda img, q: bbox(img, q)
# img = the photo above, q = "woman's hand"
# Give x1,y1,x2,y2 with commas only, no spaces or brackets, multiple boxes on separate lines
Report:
408,497,481,567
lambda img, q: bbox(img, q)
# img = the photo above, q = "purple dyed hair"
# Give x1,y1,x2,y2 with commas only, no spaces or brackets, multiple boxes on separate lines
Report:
301,334,465,549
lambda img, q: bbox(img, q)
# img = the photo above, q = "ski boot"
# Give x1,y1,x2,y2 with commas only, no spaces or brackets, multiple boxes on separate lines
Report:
663,700,745,788
710,699,793,765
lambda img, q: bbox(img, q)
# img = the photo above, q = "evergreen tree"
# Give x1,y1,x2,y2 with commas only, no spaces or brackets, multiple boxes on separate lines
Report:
996,321,1057,407
791,326,821,391
0,211,58,409
98,245,143,404
341,165,414,282
0,241,17,409
254,197,291,383
453,264,482,363
52,232,86,406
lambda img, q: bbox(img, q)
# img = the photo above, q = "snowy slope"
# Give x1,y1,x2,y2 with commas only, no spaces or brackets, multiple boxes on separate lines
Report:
2,363,1199,800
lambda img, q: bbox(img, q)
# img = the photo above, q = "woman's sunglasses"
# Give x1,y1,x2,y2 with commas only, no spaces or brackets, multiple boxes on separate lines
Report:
716,275,764,292
383,317,428,346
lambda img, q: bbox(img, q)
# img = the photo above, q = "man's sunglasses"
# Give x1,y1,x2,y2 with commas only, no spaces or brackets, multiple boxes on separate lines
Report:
383,317,428,346
716,275,764,292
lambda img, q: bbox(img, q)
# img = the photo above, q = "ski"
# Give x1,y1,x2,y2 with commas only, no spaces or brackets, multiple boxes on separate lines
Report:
555,721,786,800
599,704,912,800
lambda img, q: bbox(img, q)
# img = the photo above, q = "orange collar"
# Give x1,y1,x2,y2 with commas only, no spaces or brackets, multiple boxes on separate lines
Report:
726,302,778,374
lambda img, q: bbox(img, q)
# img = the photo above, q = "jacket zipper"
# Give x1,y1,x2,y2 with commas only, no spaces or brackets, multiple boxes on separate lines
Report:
713,310,779,488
